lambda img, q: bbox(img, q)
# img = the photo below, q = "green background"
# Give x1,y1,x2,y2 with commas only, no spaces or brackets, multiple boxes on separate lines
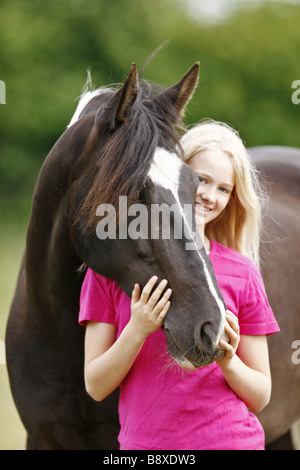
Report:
1,0,299,449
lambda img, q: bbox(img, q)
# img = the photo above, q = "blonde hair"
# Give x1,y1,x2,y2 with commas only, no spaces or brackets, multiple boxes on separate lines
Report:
180,120,266,267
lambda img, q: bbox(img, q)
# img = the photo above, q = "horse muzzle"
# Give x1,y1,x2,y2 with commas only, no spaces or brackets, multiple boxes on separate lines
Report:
164,322,229,370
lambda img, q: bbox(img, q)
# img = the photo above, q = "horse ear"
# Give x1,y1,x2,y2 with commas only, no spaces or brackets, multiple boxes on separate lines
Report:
154,62,199,118
114,62,138,125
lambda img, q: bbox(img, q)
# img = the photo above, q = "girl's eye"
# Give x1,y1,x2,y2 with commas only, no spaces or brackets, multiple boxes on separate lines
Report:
219,187,231,194
198,177,206,183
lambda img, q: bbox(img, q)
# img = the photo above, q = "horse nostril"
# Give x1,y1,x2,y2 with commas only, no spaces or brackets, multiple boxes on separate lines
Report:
197,322,216,354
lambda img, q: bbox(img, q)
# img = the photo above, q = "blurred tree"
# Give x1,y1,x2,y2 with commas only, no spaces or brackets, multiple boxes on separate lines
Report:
0,0,299,213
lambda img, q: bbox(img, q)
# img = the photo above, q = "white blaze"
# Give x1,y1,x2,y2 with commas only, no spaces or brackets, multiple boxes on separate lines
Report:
148,147,226,341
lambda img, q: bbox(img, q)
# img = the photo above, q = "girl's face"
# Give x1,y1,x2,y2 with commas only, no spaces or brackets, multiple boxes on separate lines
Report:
187,149,235,230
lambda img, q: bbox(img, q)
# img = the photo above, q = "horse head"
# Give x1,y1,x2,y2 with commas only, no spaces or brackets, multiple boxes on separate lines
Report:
70,63,228,369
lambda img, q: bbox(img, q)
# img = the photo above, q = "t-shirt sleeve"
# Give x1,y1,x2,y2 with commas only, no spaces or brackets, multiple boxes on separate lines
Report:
78,268,116,326
239,264,280,336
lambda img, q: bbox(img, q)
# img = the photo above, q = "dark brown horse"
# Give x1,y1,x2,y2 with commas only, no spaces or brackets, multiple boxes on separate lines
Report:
6,61,300,449
6,63,229,450
249,146,300,448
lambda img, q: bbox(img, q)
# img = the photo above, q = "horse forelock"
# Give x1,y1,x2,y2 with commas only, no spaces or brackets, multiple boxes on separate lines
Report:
77,80,183,233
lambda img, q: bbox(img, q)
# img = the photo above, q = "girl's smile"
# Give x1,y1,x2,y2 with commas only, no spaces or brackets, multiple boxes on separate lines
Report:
194,202,213,218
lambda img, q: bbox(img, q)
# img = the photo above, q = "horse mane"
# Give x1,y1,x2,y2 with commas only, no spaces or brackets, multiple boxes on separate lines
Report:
78,80,185,233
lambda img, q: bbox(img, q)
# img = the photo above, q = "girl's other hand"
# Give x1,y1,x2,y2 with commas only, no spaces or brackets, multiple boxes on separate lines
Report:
217,310,240,367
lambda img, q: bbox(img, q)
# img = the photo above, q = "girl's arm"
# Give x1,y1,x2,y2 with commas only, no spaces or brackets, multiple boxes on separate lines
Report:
217,311,272,414
84,276,172,402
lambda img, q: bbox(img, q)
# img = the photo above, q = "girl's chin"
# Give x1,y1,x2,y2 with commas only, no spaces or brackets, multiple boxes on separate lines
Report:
195,219,205,238
195,207,217,225
195,212,211,226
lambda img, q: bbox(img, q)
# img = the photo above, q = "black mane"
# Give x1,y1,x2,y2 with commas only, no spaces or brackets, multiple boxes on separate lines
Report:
80,80,184,231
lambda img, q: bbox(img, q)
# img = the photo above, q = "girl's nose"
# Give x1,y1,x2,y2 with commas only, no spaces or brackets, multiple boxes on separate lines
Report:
198,186,216,204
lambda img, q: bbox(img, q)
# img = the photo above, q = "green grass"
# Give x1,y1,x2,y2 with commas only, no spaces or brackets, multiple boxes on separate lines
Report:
0,225,27,450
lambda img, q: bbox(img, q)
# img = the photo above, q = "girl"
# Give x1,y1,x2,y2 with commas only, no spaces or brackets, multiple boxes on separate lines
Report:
79,120,279,450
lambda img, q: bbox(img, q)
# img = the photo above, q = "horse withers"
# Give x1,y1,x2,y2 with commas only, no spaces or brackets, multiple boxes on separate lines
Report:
6,63,228,449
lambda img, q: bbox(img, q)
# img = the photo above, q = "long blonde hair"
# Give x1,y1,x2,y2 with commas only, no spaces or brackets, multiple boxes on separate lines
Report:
180,120,266,267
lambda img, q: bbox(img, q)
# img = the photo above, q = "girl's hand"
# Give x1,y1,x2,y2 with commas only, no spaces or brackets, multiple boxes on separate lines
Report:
129,276,172,341
217,310,240,368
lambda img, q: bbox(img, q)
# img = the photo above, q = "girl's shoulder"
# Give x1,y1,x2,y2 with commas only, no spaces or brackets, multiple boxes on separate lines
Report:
83,268,126,302
209,240,258,279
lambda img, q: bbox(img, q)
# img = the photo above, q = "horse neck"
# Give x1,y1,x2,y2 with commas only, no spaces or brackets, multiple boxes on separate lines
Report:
25,139,84,311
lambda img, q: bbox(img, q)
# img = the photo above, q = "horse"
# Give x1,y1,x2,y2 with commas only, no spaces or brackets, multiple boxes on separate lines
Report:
248,146,300,448
6,62,230,450
6,61,300,450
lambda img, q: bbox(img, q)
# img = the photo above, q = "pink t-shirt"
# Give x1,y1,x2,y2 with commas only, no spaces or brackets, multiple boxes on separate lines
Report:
79,240,280,450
